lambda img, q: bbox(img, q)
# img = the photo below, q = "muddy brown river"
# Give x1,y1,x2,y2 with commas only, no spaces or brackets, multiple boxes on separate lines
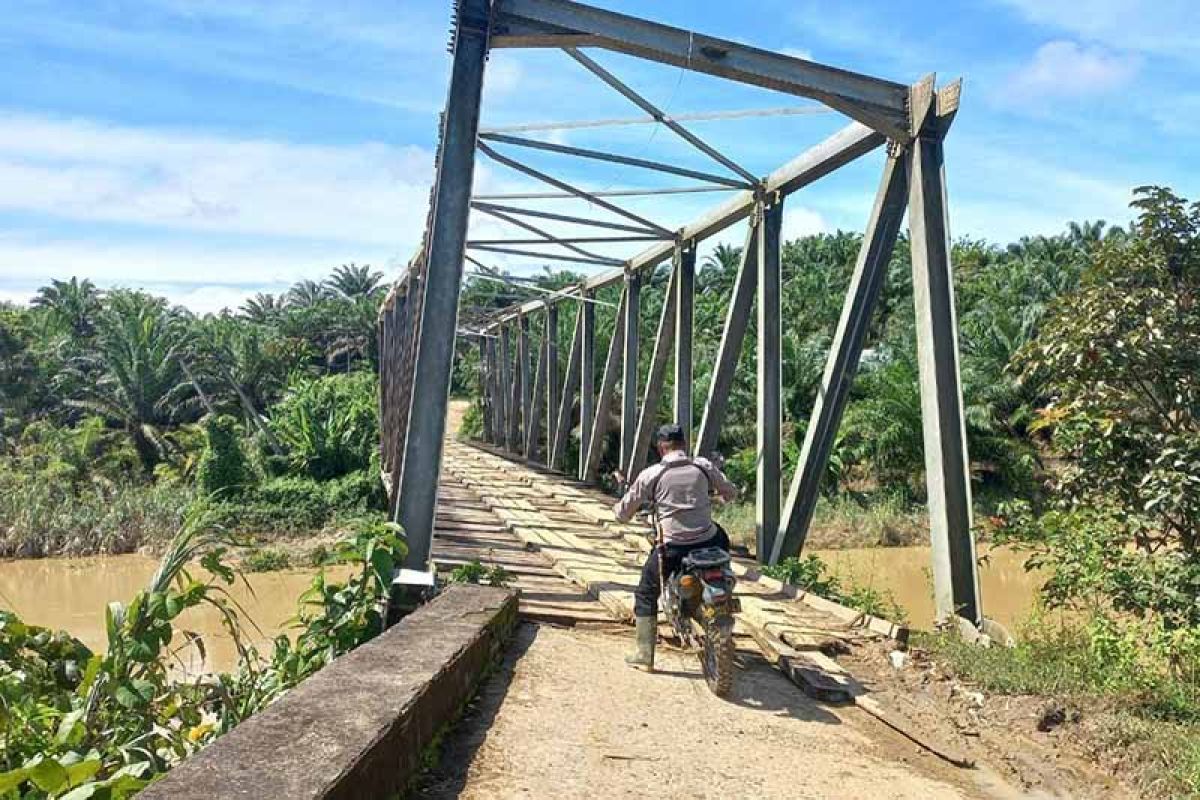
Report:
0,555,351,674
0,545,1044,673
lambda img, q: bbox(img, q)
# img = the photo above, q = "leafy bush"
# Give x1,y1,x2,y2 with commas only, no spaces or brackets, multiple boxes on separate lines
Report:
764,554,907,622
449,559,513,587
269,372,378,480
0,515,407,797
459,400,484,440
196,415,252,496
243,547,291,572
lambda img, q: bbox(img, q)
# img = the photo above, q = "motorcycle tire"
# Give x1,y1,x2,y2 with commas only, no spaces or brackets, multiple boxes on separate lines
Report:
700,617,736,697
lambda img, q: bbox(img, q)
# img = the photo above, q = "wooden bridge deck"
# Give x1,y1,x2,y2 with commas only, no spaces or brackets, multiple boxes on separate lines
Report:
435,437,908,706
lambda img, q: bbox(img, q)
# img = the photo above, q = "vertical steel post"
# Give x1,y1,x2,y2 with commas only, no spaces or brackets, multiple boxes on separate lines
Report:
518,313,532,449
695,222,758,458
525,316,547,460
551,304,584,470
395,0,489,569
546,302,560,461
478,336,492,443
772,154,908,563
756,200,784,563
621,271,642,474
486,337,501,444
578,290,596,479
909,83,981,626
674,244,695,443
499,323,513,451
583,286,627,481
629,266,679,478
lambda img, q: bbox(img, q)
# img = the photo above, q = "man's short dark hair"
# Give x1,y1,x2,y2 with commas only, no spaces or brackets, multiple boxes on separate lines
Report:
654,423,686,446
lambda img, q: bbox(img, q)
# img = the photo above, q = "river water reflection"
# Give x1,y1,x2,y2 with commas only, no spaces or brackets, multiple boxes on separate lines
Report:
811,544,1047,630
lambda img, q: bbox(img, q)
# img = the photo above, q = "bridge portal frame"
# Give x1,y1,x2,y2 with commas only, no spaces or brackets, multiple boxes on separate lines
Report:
381,0,982,628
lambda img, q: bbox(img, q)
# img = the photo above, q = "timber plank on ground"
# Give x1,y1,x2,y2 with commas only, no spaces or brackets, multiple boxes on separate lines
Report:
446,439,897,703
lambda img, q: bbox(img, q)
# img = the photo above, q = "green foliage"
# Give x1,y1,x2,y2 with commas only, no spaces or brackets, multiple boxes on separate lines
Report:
1020,187,1200,557
448,559,513,587
763,554,907,622
269,372,378,480
459,400,485,440
243,547,291,572
0,515,407,797
196,415,252,496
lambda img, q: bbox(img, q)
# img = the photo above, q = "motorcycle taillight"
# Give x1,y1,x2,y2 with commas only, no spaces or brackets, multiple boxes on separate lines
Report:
703,568,726,581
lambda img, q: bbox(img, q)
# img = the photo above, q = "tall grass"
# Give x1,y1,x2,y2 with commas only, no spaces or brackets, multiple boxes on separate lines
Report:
0,471,192,557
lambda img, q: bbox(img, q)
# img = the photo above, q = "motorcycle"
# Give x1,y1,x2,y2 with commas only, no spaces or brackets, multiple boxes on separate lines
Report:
612,466,741,696
660,542,740,696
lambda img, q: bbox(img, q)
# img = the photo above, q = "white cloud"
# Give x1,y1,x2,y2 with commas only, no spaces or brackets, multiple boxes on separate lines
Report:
1009,40,1138,100
781,47,815,62
782,206,829,240
998,0,1199,60
0,235,396,311
0,112,437,245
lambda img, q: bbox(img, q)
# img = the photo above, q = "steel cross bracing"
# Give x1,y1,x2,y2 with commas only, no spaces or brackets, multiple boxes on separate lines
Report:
378,0,983,630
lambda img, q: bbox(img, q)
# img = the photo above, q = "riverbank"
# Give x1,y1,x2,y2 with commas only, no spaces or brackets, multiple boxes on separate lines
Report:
842,625,1200,798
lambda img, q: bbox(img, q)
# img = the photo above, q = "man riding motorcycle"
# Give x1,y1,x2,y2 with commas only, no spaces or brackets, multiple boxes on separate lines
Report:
612,423,738,671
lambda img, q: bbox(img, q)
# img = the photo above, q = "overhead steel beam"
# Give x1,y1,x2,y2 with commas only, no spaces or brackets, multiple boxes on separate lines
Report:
477,141,673,236
629,266,679,479
468,236,663,245
564,48,758,184
466,243,623,266
756,200,784,563
481,132,751,188
473,186,734,199
470,201,667,237
395,0,489,569
471,202,629,261
772,153,908,564
908,79,980,626
479,104,833,134
673,244,695,443
486,121,883,326
695,221,758,458
583,284,626,480
490,0,910,141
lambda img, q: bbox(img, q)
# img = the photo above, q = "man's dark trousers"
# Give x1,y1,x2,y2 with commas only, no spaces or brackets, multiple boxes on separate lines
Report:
633,525,731,618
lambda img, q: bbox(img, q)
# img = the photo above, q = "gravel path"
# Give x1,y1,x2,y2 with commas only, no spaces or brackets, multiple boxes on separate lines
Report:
416,624,1029,800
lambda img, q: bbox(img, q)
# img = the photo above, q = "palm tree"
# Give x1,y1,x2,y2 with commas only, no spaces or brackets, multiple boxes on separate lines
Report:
31,277,102,338
326,263,384,300
702,243,742,273
67,291,195,472
286,280,329,309
240,292,285,323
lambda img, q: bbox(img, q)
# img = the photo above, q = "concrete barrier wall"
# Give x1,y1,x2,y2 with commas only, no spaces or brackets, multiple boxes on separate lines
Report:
142,584,518,800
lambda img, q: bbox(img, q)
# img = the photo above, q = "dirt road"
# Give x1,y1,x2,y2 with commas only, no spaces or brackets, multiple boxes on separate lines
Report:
417,624,1032,800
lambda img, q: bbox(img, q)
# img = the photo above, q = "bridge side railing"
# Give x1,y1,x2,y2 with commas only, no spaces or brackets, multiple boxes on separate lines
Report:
380,0,983,630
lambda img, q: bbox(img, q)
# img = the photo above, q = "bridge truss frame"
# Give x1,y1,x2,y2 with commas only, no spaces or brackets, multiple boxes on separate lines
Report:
380,0,983,628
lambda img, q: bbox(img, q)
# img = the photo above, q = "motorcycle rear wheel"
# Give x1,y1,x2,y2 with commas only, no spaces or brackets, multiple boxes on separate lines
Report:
700,617,736,697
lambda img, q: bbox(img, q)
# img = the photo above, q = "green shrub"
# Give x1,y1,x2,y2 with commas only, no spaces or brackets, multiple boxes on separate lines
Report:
269,372,378,480
196,415,252,496
243,547,291,572
459,401,484,440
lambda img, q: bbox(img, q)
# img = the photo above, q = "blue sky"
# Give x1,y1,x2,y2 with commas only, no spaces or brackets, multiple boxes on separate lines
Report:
0,0,1196,311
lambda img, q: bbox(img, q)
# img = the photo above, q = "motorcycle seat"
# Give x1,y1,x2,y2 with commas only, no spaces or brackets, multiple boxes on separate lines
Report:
682,547,731,569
